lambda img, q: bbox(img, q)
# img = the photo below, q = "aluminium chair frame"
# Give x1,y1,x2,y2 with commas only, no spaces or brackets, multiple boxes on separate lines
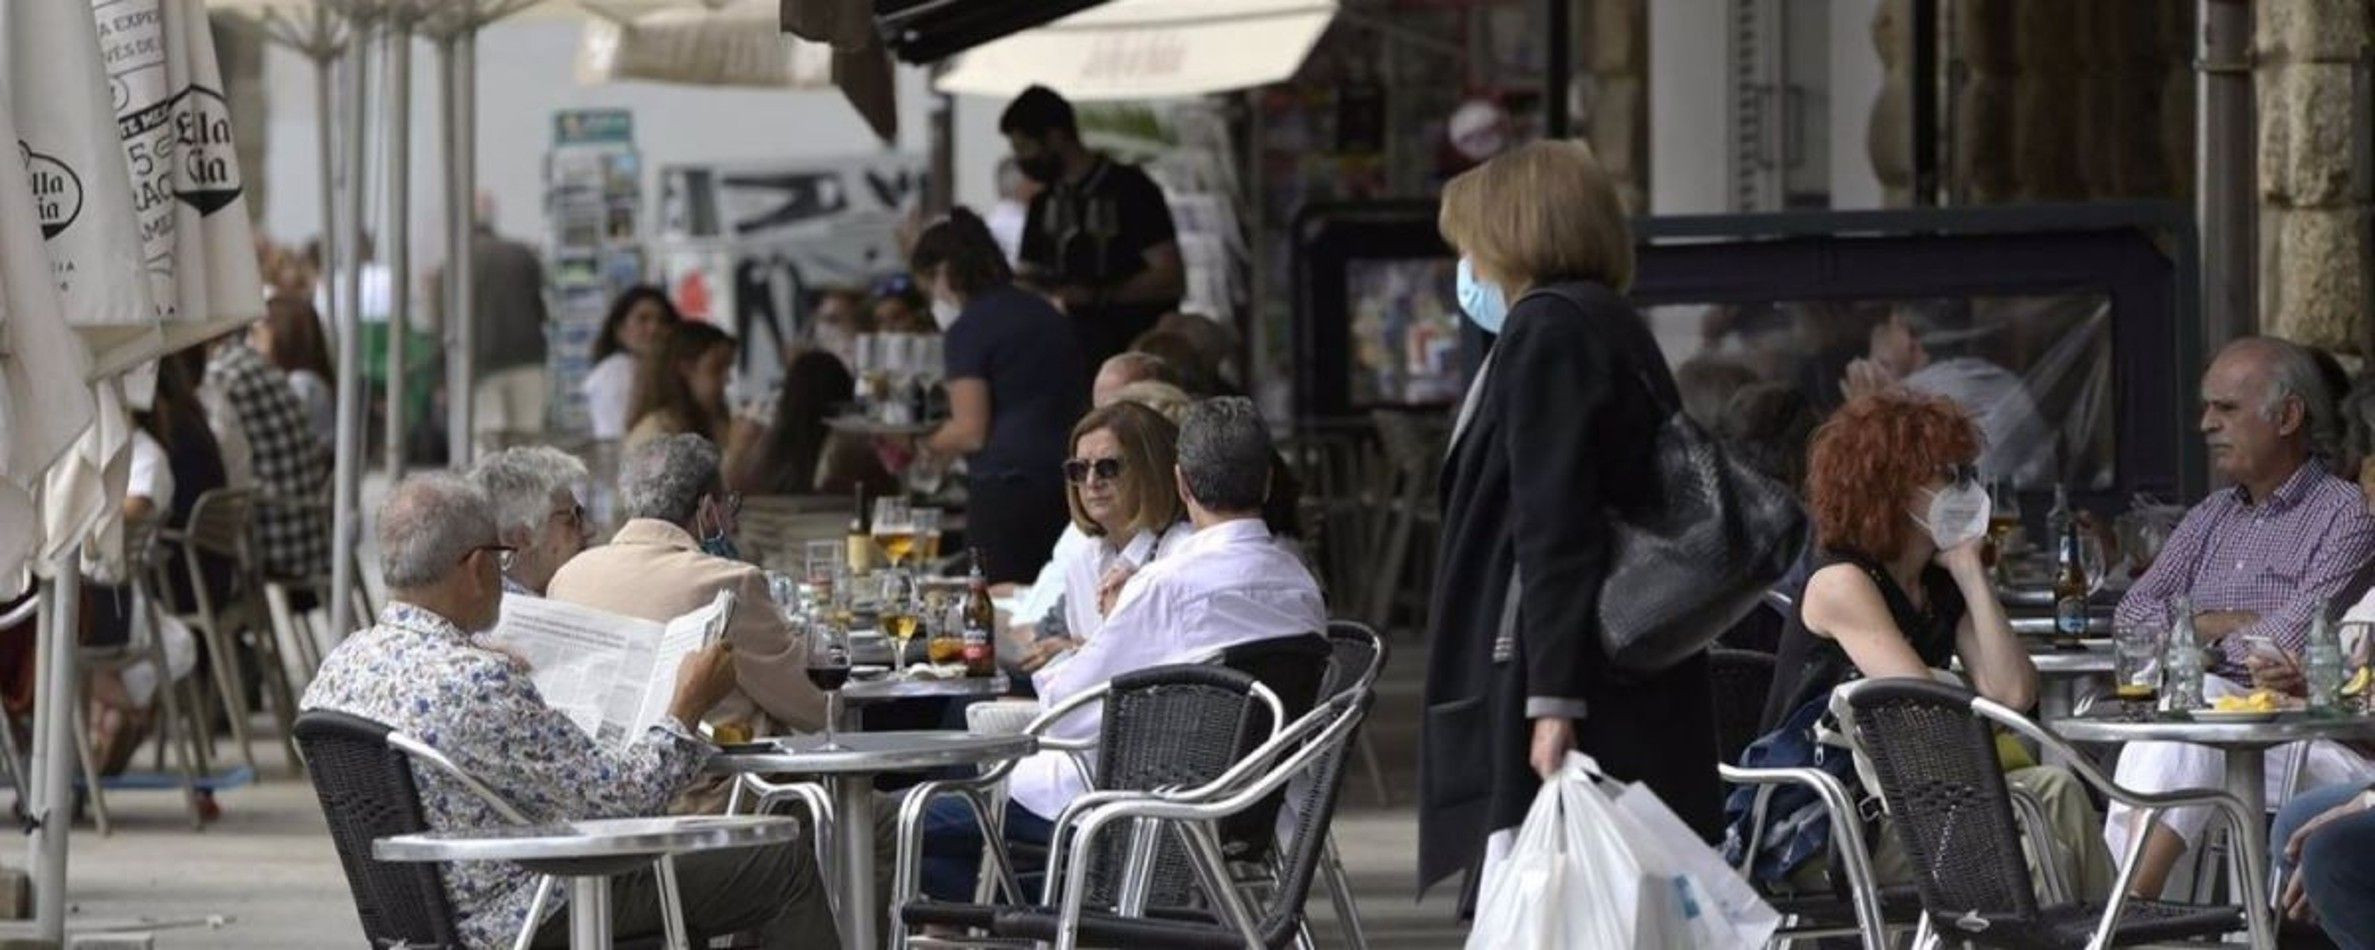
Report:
1851,686,2271,950
889,679,1287,949
1035,692,1370,950
370,727,697,950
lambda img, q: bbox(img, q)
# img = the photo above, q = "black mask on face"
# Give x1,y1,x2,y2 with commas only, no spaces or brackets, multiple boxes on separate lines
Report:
1016,148,1064,185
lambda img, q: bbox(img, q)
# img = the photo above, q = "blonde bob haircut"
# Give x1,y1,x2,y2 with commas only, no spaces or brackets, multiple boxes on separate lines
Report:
1064,401,1185,539
1437,140,1635,294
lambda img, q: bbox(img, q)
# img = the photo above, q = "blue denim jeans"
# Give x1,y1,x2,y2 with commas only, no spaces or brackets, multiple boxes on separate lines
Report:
920,795,1056,902
2271,778,2375,949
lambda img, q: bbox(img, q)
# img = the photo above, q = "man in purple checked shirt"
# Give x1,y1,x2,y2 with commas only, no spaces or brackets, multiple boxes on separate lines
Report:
2102,336,2375,900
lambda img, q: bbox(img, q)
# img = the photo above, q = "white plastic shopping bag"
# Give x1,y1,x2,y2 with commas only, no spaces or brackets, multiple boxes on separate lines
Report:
1468,754,1776,949
1613,781,1782,948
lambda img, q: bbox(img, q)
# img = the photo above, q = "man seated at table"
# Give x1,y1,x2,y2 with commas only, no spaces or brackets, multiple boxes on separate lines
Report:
549,435,826,791
1090,351,1175,407
917,396,1326,900
469,446,591,596
302,474,836,949
2105,336,2375,899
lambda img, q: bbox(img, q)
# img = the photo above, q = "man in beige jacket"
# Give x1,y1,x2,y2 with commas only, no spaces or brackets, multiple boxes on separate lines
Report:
548,433,826,759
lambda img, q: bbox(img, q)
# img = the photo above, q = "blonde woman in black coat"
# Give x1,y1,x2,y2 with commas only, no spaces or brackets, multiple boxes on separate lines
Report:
1417,141,1721,907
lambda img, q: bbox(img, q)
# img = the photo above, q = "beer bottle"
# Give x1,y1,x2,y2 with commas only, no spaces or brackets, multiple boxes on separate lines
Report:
2052,509,2089,649
962,549,996,678
846,485,876,574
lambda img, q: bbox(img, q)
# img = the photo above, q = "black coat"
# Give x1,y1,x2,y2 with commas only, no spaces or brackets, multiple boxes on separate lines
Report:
1417,281,1724,897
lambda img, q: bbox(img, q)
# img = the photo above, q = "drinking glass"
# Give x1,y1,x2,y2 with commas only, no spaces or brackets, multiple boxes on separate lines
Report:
803,540,842,587
2080,532,2109,600
873,498,916,567
879,569,920,673
1985,480,2023,574
803,620,852,750
911,508,943,564
2112,620,2161,720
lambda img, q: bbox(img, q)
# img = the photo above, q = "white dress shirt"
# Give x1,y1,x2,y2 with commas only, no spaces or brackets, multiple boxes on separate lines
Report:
1061,521,1193,644
1009,517,1326,820
1013,524,1093,628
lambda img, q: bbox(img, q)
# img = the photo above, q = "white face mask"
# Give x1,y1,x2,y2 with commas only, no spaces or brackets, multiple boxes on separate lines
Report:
1911,480,1992,551
931,297,961,331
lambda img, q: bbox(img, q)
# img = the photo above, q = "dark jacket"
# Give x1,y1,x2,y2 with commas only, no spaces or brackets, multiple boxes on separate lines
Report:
1417,280,1724,898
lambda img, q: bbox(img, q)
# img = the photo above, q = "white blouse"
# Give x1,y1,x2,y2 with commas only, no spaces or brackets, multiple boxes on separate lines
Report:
582,352,639,440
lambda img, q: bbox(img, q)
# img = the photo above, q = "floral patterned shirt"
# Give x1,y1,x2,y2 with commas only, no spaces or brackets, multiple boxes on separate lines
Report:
300,602,710,949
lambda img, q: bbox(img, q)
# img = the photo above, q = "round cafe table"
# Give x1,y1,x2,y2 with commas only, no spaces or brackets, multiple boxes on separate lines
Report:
2050,712,2375,909
836,672,1011,730
374,816,802,949
710,730,1036,950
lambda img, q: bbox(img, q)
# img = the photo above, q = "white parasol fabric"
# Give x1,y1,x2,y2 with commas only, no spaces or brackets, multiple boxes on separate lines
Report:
155,0,271,353
2,1,164,378
0,83,100,593
934,0,1338,102
577,0,837,89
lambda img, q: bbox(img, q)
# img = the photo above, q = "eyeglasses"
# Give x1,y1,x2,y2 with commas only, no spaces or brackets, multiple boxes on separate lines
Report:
464,544,519,572
711,492,743,519
548,502,587,532
1062,457,1125,484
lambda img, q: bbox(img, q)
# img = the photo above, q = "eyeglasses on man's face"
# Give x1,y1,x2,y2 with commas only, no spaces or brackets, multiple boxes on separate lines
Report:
463,544,519,573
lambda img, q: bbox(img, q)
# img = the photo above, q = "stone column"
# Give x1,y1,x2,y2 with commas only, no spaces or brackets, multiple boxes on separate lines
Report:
1581,0,1648,213
2256,0,2374,354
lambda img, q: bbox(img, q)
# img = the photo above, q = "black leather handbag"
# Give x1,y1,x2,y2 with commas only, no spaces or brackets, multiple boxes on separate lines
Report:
1528,285,1809,674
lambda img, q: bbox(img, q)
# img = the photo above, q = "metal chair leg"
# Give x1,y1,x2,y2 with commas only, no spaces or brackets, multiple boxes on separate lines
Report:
72,700,110,836
655,854,691,950
1319,833,1369,950
197,620,258,773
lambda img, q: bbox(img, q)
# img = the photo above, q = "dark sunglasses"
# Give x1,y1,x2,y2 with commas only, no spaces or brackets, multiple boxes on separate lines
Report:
1062,457,1125,484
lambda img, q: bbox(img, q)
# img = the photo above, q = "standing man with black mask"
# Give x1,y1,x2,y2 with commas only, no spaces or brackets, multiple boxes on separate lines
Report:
1001,85,1186,377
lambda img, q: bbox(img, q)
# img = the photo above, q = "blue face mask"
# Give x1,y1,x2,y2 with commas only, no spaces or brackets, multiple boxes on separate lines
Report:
700,530,744,562
1455,257,1508,334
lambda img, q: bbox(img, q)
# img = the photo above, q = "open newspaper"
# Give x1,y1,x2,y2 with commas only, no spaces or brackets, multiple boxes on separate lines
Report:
484,590,736,750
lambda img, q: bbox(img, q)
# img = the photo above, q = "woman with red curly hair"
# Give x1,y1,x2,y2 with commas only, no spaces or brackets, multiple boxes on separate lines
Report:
1752,391,2113,895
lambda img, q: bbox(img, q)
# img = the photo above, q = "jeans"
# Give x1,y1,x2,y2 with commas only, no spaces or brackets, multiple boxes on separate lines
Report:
2271,779,2375,949
920,796,1057,901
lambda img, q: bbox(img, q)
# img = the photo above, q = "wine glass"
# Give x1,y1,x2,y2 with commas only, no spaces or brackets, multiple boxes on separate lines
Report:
803,619,852,750
1986,480,2024,570
873,498,916,568
879,569,920,674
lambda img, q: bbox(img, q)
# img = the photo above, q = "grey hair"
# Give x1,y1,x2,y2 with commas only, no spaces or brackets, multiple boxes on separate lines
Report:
377,472,498,589
469,446,589,538
1177,397,1273,512
619,433,720,527
1109,380,1193,425
2233,336,2338,456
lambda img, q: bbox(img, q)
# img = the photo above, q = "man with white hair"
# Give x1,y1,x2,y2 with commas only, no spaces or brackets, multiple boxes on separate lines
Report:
468,446,589,596
1090,351,1174,407
303,474,836,948
548,435,825,785
2105,335,2375,899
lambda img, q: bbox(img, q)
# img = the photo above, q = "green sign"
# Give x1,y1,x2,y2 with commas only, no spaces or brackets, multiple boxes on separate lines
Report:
553,109,634,146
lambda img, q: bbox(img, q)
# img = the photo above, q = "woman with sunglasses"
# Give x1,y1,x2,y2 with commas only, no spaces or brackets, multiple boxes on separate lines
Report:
1743,390,2114,896
1015,403,1190,673
915,207,1087,583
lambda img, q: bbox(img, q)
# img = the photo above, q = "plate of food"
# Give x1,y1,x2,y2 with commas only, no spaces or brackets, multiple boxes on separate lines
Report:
2192,690,2290,723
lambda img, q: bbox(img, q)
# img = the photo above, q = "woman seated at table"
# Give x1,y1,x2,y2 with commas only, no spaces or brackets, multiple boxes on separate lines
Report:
1008,402,1190,674
1748,391,2114,898
726,348,897,498
584,285,683,443
627,321,764,477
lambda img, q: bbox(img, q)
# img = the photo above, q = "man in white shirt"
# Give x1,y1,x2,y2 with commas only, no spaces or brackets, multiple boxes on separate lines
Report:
916,396,1325,901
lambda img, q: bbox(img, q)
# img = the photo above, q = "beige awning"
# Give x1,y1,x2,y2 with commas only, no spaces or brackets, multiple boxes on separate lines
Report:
934,0,1336,101
576,0,837,89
